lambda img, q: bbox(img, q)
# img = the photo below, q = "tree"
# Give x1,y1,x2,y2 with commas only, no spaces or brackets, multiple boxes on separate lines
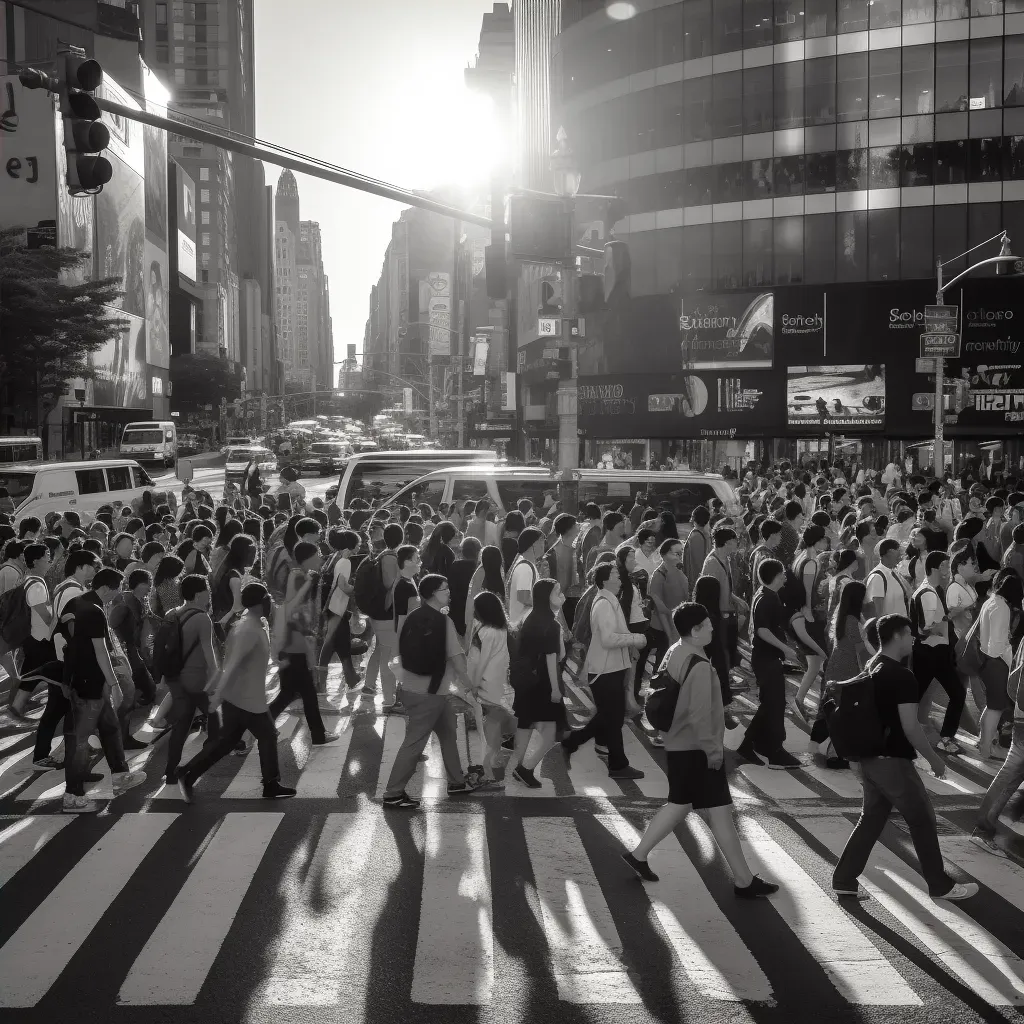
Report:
0,228,128,449
169,351,239,410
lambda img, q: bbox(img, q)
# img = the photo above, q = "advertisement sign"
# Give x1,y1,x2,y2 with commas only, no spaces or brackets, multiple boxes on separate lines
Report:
578,371,784,438
786,365,886,429
0,77,57,240
90,314,148,409
424,271,451,358
145,239,169,368
473,339,489,375
175,164,197,283
679,292,774,370
920,333,961,358
501,372,516,412
96,151,146,318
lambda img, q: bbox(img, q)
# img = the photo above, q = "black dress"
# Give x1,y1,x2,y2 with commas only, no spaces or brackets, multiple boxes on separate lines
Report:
511,615,568,732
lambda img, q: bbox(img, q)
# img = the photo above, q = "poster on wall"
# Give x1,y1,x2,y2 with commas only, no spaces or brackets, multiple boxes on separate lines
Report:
90,314,148,409
95,152,146,318
143,125,167,244
679,292,774,370
787,365,886,429
176,164,197,282
144,239,169,368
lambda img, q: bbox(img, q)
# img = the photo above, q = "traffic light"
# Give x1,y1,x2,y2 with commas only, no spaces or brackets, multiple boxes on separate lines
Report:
59,49,112,194
18,67,59,92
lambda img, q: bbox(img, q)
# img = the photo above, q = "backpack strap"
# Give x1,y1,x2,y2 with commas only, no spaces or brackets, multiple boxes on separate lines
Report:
177,607,204,665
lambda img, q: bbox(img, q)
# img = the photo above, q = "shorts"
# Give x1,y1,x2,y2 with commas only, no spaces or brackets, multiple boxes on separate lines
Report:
980,654,1011,711
793,617,827,657
665,749,733,809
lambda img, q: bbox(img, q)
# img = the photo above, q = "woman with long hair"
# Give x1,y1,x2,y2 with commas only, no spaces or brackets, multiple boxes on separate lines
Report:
614,542,649,704
655,511,678,547
467,591,513,786
422,520,457,578
150,554,185,620
977,572,1024,759
209,519,244,575
210,534,257,636
470,544,506,607
692,574,736,730
509,578,568,788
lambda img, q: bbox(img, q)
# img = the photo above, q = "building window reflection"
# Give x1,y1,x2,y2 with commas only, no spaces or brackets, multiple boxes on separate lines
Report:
935,41,969,112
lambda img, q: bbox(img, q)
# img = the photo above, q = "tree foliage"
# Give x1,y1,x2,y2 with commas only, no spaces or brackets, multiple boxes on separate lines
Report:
169,351,239,409
0,228,128,440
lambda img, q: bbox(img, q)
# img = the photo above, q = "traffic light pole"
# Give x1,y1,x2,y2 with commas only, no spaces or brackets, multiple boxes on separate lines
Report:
557,204,579,472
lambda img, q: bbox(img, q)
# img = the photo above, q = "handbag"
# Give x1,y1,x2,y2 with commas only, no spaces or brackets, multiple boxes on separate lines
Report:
955,615,984,676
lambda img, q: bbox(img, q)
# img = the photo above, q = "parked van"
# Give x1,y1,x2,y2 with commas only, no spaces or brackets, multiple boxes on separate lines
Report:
331,449,499,508
0,459,158,523
382,466,740,525
119,421,178,467
0,436,44,465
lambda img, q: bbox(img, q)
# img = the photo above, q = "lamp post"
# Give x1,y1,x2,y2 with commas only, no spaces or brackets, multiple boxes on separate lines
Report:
932,231,1018,476
551,126,581,472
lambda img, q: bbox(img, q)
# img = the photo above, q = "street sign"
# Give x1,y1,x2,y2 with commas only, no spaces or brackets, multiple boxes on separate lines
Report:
568,317,586,339
916,357,938,374
537,317,561,337
920,333,961,358
924,304,958,320
912,393,936,411
924,316,957,334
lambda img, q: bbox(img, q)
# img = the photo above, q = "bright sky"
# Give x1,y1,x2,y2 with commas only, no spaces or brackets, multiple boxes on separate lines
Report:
253,0,500,375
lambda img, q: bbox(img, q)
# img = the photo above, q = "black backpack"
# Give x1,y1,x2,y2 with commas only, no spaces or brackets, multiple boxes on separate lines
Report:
646,649,705,732
152,608,203,682
819,662,889,761
398,606,448,693
352,551,395,620
0,576,41,651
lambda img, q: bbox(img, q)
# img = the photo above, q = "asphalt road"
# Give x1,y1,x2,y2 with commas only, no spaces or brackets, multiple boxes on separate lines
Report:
2,648,1024,1024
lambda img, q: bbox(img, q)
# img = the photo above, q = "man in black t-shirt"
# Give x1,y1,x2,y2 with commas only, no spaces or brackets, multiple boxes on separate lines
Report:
62,569,147,813
831,614,978,903
739,559,800,769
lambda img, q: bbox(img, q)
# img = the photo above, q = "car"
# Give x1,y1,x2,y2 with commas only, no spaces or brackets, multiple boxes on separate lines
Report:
224,436,256,451
224,446,277,485
300,440,352,476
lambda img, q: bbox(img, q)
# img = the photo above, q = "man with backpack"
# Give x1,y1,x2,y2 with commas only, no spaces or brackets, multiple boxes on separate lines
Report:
682,506,712,586
866,539,909,620
61,568,147,814
161,575,221,785
382,574,485,809
507,527,545,627
830,613,978,902
6,543,53,717
574,503,603,583
357,522,403,698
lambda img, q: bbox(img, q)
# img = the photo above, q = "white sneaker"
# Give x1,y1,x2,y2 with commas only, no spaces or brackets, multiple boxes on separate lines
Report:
934,882,980,901
112,770,147,796
62,793,100,814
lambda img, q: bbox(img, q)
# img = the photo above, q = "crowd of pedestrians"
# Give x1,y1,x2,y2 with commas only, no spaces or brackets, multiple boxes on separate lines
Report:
2,453,1024,903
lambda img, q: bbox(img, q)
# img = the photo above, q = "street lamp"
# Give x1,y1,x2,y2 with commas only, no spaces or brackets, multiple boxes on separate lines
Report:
932,231,1019,476
551,126,580,472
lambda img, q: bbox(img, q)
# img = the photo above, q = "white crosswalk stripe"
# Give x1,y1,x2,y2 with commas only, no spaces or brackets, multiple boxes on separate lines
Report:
0,806,1024,1009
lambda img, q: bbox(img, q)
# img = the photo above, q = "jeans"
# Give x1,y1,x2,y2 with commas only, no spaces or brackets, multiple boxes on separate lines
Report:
744,656,787,755
913,643,966,738
17,637,56,691
383,690,467,798
364,618,397,702
269,655,327,743
64,693,128,796
317,613,359,687
833,756,954,897
181,700,280,787
125,646,157,703
977,721,1024,833
564,670,629,772
165,687,219,778
32,683,69,762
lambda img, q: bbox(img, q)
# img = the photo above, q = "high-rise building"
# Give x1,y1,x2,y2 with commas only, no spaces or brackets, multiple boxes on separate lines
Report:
513,0,561,189
298,220,334,390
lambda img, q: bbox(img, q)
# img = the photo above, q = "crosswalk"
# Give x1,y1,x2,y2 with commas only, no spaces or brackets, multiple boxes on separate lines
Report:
3,803,1024,1011
0,675,1005,810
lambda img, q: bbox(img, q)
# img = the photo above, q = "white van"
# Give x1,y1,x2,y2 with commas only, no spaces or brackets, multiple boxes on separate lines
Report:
0,460,158,523
382,466,740,525
120,421,178,467
331,449,500,508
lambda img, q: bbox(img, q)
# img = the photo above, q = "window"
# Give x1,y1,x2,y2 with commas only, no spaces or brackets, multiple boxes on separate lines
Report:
805,213,836,282
713,221,743,288
201,232,210,246
934,205,967,270
970,39,1002,110
901,141,934,184
775,0,806,42
106,467,132,491
682,224,713,290
684,0,713,59
805,0,837,35
173,21,184,40
156,2,167,22
654,82,684,148
201,211,210,224
714,162,746,203
935,138,967,182
870,0,901,27
631,8,659,74
774,62,804,128
743,66,774,133
837,0,869,31
496,477,552,511
900,207,934,277
156,44,169,63
199,167,209,181
642,482,721,522
870,50,901,118
1007,134,1024,178
805,56,836,124
655,4,685,66
1006,37,1024,106
774,153,804,193
902,45,934,115
713,72,743,137
904,0,934,21
936,0,969,17
200,189,210,203
174,68,185,85
714,0,743,52
744,0,774,47
836,210,867,280
775,217,804,282
935,42,968,113
868,209,900,279
174,45,184,64
838,53,868,121
75,469,106,495
969,136,1004,180
806,149,837,191
837,146,868,188
747,158,775,198
743,219,773,286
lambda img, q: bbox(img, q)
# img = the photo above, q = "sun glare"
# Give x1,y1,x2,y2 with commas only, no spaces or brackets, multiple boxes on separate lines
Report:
417,89,507,190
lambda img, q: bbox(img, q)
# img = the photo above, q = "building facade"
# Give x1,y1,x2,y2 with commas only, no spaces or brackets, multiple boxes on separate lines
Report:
552,0,1024,471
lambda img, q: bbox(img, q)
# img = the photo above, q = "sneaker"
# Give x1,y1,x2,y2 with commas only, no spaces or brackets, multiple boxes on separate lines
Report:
164,772,177,785
969,829,1008,859
262,781,297,799
361,685,378,695
512,765,542,789
232,743,250,757
608,765,645,780
383,701,406,715
766,750,802,770
310,735,339,745
122,736,149,751
112,770,147,796
447,776,485,796
736,741,764,766
724,712,739,731
62,793,99,814
177,776,194,804
937,737,963,755
825,756,851,770
833,886,871,901
382,791,421,809
734,875,780,899
621,850,659,882
32,756,64,771
934,882,980,901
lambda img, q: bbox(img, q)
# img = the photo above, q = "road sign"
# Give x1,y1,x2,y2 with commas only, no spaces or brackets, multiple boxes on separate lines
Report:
924,317,957,334
920,333,961,358
916,357,938,374
924,304,958,320
537,317,561,337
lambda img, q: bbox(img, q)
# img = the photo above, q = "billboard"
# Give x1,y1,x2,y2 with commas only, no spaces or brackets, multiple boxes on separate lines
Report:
144,239,169,368
90,314,149,409
0,77,57,243
423,271,451,358
787,365,886,429
679,292,774,370
95,151,146,318
176,165,197,282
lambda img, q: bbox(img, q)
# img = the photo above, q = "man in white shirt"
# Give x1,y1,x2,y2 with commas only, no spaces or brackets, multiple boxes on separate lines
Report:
507,527,545,626
8,543,53,719
465,500,499,548
0,541,25,596
911,552,964,753
866,539,909,620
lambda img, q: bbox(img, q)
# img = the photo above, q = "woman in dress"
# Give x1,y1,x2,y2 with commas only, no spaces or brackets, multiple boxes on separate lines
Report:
467,591,514,787
976,572,1024,759
508,578,568,789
